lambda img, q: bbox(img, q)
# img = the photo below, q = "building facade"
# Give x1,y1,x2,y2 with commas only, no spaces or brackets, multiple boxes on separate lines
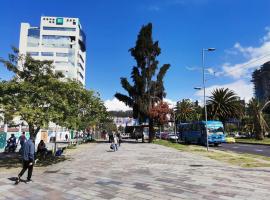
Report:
19,16,86,85
252,61,270,101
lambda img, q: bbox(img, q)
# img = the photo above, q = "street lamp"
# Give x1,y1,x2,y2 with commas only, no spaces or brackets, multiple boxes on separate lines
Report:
202,48,216,151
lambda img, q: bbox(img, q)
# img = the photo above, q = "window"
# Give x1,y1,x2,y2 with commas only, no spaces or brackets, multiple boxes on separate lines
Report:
27,28,40,47
27,52,39,56
56,52,69,57
55,61,69,64
42,35,71,48
43,27,76,31
41,52,54,56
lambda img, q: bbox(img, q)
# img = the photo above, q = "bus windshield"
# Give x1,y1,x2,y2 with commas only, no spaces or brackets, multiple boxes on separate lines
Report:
207,127,224,134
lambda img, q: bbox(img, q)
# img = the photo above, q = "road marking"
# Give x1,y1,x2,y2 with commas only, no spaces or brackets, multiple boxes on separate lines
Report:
232,147,239,149
255,149,263,152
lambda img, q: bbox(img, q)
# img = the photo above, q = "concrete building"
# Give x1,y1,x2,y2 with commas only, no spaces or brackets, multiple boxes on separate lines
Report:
252,61,270,101
19,16,86,85
113,117,136,128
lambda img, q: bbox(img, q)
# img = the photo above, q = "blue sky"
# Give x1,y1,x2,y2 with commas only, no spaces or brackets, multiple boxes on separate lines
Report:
1,0,270,110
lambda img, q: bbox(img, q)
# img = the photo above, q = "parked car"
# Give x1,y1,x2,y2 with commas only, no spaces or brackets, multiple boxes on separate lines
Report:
155,132,161,139
167,133,178,142
225,137,235,143
161,132,169,140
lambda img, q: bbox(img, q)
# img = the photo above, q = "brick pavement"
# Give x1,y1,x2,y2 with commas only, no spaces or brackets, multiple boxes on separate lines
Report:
1,141,270,200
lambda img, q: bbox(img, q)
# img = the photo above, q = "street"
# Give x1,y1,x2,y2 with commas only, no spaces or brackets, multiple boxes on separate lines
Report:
215,143,270,157
1,142,270,199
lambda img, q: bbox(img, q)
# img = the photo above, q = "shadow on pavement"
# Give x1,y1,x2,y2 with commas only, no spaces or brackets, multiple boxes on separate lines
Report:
8,177,28,184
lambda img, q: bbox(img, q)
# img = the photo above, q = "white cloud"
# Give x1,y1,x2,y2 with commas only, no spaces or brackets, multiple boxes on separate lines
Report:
195,80,253,102
222,28,270,78
104,98,177,111
104,98,131,111
163,98,177,108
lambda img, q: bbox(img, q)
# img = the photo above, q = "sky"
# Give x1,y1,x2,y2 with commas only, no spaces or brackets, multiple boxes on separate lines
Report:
1,0,270,111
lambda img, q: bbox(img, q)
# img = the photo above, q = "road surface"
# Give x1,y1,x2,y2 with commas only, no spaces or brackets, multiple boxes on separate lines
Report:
215,143,270,157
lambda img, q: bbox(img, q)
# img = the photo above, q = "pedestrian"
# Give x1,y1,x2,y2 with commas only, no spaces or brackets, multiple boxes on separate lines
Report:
116,132,122,147
113,134,118,151
108,131,113,143
16,137,35,183
65,133,68,141
37,140,48,159
17,132,26,153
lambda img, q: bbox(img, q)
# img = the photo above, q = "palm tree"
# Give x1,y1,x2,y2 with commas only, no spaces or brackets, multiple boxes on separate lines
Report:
175,99,196,123
115,23,170,142
247,98,269,140
207,88,243,125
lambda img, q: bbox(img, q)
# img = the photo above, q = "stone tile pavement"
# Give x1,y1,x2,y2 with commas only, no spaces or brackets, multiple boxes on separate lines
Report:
1,141,270,200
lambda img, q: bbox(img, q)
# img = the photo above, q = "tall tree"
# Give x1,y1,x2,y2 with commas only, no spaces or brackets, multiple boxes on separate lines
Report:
115,23,170,142
207,88,243,125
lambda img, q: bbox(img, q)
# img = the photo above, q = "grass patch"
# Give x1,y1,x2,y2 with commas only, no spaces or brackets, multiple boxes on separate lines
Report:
0,153,70,169
236,138,270,145
154,139,270,168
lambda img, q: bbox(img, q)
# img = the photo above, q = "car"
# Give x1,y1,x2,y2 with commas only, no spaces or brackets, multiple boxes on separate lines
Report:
167,133,178,142
155,132,161,139
225,137,235,143
161,132,169,140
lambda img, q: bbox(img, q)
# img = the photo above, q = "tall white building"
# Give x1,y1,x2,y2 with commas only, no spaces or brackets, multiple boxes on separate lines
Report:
19,16,86,85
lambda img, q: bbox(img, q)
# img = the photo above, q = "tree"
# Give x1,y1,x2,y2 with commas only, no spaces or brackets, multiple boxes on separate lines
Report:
0,48,107,138
207,88,243,126
149,101,171,126
247,98,269,140
0,49,65,138
115,23,170,142
175,99,200,123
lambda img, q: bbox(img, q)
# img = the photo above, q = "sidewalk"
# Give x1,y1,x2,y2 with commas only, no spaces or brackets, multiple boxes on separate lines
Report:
0,141,270,199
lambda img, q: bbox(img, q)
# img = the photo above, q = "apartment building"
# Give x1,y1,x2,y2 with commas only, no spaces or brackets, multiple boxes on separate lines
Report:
19,16,86,85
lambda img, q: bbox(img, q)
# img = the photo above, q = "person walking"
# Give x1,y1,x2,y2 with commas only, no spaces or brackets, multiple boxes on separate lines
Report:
16,137,35,183
116,132,122,147
113,134,118,151
17,132,26,154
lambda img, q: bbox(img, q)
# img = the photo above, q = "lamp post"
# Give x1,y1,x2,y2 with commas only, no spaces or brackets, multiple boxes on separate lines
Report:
202,48,215,151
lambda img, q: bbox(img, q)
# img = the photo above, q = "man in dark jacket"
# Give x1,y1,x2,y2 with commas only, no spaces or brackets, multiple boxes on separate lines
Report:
17,137,35,183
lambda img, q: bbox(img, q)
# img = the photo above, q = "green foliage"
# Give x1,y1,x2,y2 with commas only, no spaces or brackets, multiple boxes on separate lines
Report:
99,117,117,132
115,23,170,142
0,48,107,138
175,99,202,123
207,88,243,124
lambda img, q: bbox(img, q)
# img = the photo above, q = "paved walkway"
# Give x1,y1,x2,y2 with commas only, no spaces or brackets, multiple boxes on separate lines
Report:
1,142,270,200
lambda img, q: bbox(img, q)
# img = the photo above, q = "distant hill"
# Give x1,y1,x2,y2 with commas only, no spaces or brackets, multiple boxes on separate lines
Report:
109,110,133,118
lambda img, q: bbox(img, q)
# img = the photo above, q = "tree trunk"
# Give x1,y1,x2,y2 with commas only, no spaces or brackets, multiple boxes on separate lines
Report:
148,119,155,143
28,123,40,142
254,119,264,140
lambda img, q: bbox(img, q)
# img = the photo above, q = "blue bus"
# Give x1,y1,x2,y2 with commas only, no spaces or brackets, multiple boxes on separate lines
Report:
178,121,226,146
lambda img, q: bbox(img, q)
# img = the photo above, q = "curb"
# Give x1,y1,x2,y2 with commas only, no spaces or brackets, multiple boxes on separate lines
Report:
236,141,270,146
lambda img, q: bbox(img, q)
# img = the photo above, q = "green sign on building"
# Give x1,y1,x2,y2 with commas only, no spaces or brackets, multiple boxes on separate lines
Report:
56,18,63,25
